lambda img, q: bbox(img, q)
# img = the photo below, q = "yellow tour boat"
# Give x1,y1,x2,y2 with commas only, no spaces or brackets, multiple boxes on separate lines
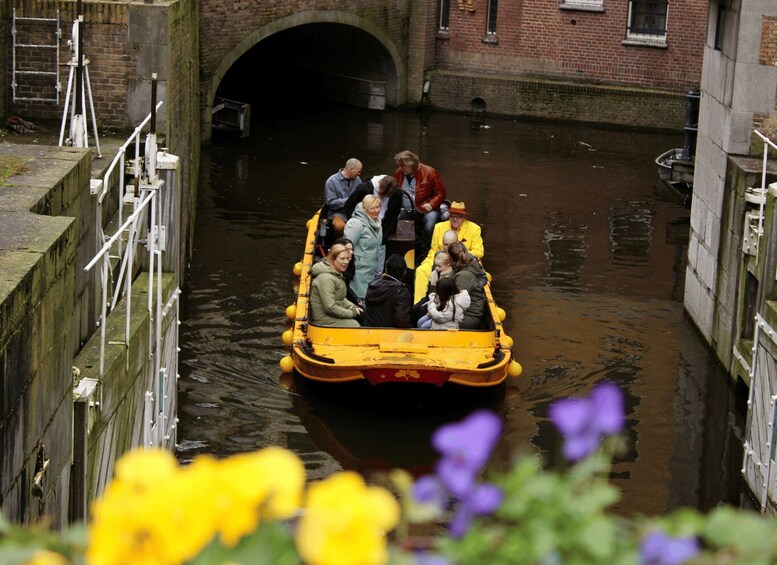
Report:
280,210,522,387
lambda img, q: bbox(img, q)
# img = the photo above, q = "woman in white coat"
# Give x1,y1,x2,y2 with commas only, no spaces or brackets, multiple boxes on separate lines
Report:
426,276,470,330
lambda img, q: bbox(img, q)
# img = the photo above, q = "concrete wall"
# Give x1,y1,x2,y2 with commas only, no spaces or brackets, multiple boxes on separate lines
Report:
73,273,178,506
685,0,777,372
0,141,182,523
0,145,93,525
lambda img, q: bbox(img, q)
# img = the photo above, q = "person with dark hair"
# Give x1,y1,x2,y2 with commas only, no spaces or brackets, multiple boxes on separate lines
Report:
414,250,454,328
448,241,486,329
426,277,470,330
393,150,446,266
363,254,412,328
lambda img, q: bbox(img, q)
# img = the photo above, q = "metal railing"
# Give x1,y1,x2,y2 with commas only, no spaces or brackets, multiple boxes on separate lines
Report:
82,103,180,449
753,130,777,267
740,130,777,512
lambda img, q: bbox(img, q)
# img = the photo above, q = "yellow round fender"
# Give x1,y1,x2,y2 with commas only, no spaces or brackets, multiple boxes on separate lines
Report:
293,262,303,276
502,334,513,349
404,249,415,270
496,307,506,322
279,355,294,374
508,360,523,378
281,329,294,346
285,304,297,320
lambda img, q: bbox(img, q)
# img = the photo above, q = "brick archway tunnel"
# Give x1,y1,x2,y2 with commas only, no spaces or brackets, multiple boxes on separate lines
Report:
203,12,405,142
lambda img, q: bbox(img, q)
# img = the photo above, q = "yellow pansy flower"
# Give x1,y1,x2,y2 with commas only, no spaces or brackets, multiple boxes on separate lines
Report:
213,446,305,546
296,471,400,565
24,550,68,565
87,446,306,564
88,448,217,565
113,447,178,490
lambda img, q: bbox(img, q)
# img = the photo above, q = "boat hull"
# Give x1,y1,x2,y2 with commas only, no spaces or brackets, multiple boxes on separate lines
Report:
287,211,516,388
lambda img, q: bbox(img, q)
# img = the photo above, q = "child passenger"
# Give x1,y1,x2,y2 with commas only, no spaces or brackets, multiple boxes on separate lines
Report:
424,277,470,330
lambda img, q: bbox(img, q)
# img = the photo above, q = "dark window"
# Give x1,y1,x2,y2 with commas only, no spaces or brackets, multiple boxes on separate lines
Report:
487,0,498,34
742,271,759,340
439,0,450,31
714,4,726,51
628,0,668,37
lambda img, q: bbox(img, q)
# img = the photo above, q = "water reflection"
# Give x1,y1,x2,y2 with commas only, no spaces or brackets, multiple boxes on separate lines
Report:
609,200,654,266
177,104,745,515
543,212,587,291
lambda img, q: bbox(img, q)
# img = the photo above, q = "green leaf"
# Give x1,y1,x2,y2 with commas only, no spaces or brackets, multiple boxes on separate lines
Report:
574,516,618,561
191,522,301,565
702,507,777,556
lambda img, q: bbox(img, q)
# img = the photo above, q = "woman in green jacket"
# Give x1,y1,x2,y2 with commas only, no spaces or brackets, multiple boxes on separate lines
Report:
309,244,362,327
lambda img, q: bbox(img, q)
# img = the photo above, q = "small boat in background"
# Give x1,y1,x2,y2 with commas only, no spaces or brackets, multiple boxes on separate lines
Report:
656,148,684,181
280,210,522,388
655,147,694,207
211,97,251,137
655,91,700,192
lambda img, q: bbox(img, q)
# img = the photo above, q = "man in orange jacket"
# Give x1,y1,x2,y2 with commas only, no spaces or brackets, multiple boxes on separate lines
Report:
393,150,446,267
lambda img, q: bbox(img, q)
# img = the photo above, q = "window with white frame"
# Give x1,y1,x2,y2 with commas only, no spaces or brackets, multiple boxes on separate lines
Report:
714,3,725,51
626,0,668,44
486,0,498,35
439,0,451,31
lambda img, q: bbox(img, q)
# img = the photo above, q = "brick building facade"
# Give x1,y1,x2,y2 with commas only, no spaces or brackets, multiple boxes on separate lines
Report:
434,0,706,91
4,1,708,138
427,0,707,127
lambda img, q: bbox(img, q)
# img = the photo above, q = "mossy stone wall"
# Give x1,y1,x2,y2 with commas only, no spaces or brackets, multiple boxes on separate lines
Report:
0,145,93,525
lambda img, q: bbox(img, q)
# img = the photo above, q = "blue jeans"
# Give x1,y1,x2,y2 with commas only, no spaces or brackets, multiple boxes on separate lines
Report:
414,209,440,268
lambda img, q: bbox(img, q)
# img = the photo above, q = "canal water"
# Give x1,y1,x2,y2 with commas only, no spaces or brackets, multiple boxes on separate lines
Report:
177,102,746,516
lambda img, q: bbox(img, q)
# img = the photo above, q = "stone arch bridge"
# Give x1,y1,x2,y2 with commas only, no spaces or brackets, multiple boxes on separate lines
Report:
199,2,429,142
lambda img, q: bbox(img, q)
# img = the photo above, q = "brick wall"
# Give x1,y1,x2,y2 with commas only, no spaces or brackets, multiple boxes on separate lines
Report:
0,1,7,121
756,16,777,137
430,70,687,130
760,16,777,66
165,0,200,276
198,0,418,138
10,1,138,128
433,0,707,92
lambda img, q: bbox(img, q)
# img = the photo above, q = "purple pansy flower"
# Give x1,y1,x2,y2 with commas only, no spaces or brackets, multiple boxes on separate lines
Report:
414,552,451,565
548,381,625,461
448,483,504,539
432,410,502,497
413,410,504,538
413,475,446,508
640,530,700,565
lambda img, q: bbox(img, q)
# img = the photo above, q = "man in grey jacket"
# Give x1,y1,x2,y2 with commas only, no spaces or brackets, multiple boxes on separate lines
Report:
324,158,362,236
